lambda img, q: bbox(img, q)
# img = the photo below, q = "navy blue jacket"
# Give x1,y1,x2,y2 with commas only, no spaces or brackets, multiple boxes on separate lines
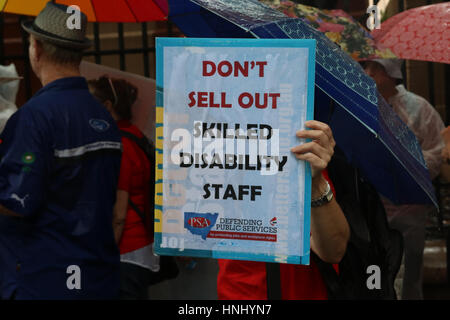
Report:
0,77,122,299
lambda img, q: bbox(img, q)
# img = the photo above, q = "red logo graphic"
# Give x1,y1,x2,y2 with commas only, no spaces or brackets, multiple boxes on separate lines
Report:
270,217,277,226
188,217,211,229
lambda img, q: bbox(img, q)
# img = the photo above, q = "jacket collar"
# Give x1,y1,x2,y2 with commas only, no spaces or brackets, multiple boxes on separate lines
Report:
34,77,88,98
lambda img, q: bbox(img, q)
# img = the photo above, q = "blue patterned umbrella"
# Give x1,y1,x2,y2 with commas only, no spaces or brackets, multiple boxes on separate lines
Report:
168,0,437,207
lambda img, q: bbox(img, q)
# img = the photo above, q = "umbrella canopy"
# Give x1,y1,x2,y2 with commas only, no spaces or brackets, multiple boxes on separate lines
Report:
168,0,437,207
259,0,396,61
0,0,168,22
372,2,450,64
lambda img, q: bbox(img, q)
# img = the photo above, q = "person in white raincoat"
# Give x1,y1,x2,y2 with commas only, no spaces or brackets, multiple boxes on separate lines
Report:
0,64,20,133
363,58,445,300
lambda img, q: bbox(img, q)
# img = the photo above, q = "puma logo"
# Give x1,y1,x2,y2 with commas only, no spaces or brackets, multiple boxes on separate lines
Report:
10,193,29,208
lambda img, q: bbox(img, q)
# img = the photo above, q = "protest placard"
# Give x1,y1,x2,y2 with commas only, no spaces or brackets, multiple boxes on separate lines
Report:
155,38,316,264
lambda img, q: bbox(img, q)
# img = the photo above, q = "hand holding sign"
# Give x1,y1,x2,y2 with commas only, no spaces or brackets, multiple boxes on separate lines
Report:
291,120,336,179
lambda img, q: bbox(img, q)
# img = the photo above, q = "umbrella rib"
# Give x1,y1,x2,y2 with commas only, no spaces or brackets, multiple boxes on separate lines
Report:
89,0,99,22
0,0,7,11
124,0,139,22
194,3,293,34
152,0,167,16
317,70,379,123
377,139,438,209
247,18,295,31
315,82,377,136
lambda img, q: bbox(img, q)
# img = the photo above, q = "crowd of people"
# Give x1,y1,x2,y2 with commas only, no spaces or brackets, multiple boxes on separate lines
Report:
0,2,448,300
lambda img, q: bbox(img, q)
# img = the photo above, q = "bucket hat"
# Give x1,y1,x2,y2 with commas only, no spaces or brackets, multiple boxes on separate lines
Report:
21,2,91,50
372,58,404,80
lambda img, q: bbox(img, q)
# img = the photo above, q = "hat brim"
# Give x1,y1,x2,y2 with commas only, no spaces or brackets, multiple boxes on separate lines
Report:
371,58,403,80
22,20,92,50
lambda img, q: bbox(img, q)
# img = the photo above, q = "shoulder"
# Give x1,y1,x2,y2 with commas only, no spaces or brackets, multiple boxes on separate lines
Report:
3,103,47,131
403,90,443,124
118,123,147,153
120,135,134,152
394,87,439,120
21,89,58,114
118,121,144,138
120,134,143,163
16,93,63,129
397,87,431,110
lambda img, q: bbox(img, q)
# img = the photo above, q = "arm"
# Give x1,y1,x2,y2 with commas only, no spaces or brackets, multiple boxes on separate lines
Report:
411,101,445,179
291,120,350,264
309,175,350,263
420,112,445,179
113,138,134,244
0,109,49,218
113,190,129,244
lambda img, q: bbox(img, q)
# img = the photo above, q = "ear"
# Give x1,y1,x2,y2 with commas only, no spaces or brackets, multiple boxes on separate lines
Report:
29,36,43,61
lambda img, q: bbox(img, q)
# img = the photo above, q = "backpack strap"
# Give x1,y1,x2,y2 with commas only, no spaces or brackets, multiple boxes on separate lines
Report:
266,262,282,300
120,130,155,163
126,198,143,219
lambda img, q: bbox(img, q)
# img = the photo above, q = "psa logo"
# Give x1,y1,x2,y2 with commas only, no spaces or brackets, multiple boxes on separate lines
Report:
184,212,218,240
187,217,212,229
270,217,277,226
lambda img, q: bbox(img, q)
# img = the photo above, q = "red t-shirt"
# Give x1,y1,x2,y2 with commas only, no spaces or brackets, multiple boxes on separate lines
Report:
217,259,329,300
217,171,337,300
116,120,152,254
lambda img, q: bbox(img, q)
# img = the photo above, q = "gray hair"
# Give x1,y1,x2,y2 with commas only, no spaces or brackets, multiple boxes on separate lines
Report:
35,37,83,66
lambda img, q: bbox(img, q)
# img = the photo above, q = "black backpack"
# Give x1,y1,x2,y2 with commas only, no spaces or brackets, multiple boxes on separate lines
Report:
120,130,179,284
265,148,403,300
313,148,404,300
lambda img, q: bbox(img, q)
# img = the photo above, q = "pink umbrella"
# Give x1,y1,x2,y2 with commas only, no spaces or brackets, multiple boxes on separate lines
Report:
372,2,450,64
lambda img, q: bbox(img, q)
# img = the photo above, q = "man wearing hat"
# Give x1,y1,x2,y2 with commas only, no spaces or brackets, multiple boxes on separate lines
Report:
0,2,122,299
363,58,445,299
